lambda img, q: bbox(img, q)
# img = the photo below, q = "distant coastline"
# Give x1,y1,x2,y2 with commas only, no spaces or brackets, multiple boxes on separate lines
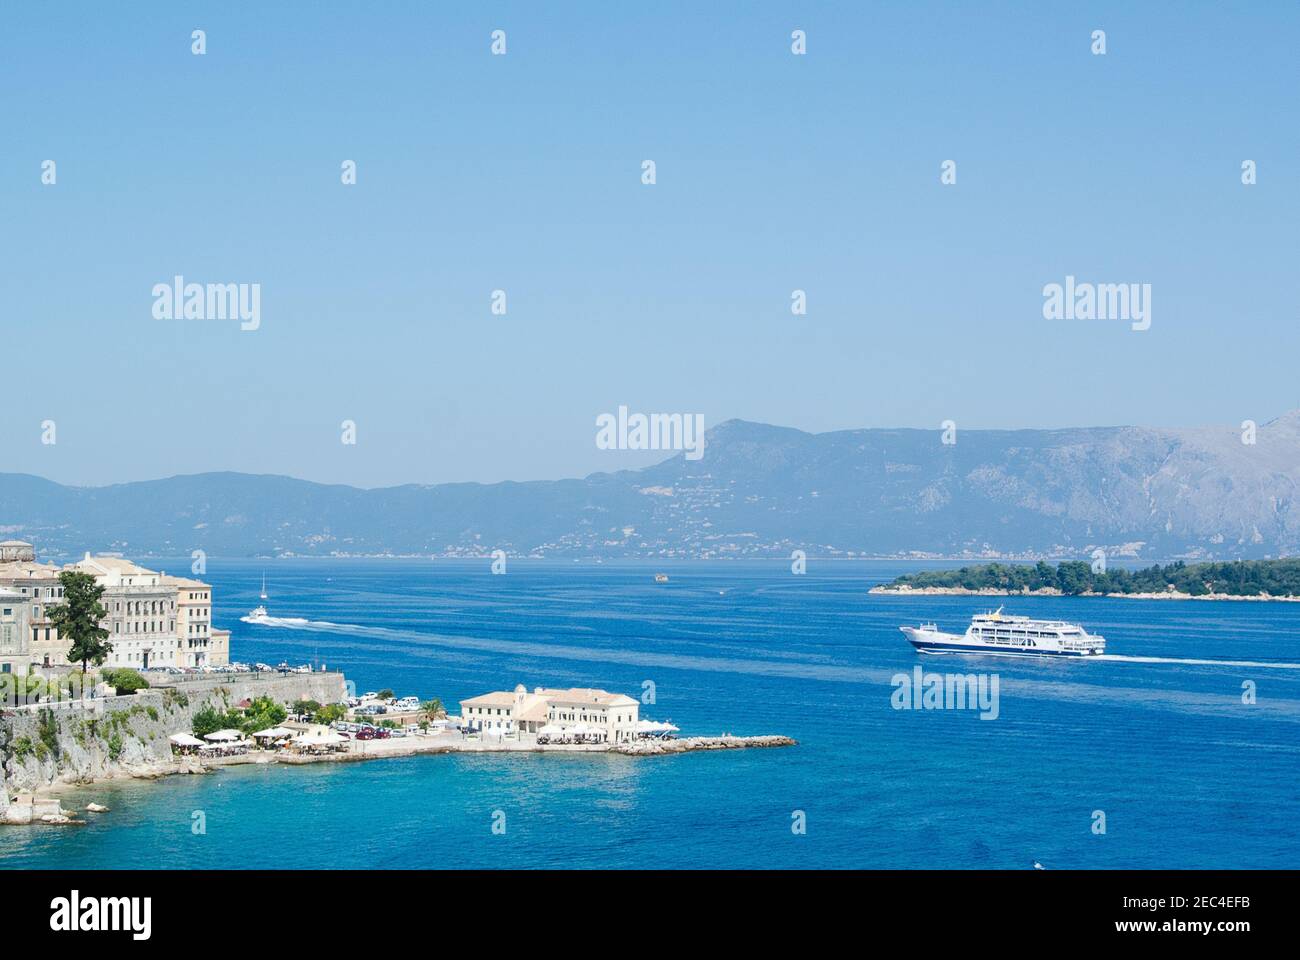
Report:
875,559,1300,601
870,584,1300,602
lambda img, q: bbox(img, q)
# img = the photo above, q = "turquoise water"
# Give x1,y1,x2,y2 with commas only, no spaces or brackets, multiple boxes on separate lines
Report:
5,559,1300,869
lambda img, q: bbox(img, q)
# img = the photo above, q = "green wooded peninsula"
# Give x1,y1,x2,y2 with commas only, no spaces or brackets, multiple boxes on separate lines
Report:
883,559,1300,598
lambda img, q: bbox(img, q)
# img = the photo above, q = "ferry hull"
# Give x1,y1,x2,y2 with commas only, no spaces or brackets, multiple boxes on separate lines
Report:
900,627,1101,658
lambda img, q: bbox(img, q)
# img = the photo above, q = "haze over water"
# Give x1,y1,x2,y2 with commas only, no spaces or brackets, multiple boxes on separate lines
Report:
6,560,1298,869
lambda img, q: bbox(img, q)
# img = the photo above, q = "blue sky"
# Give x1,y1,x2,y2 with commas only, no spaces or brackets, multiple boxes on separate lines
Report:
2,2,1297,487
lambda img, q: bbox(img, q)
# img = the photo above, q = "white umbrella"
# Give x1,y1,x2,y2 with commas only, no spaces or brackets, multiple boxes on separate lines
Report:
204,729,242,742
169,733,204,747
538,724,565,736
252,727,294,740
633,720,679,735
295,730,347,746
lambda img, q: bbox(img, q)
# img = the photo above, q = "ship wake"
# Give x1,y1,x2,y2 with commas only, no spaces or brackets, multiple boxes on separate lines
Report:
1096,653,1300,670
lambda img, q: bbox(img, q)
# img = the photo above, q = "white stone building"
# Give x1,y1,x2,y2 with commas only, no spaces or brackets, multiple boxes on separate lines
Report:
0,542,231,672
0,586,32,676
460,684,641,743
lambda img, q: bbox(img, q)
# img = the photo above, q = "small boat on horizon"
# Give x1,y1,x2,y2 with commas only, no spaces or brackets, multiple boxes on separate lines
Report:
654,573,669,583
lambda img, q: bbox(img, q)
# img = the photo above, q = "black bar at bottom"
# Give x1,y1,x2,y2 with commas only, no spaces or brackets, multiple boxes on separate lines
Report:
0,869,1280,944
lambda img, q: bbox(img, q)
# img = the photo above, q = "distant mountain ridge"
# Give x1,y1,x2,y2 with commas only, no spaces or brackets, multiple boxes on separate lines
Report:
4,413,1300,561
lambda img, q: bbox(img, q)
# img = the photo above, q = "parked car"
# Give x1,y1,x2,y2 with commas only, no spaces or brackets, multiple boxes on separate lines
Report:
355,728,376,741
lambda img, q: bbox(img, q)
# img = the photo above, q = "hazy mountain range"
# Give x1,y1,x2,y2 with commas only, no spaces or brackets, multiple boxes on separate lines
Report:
4,413,1299,561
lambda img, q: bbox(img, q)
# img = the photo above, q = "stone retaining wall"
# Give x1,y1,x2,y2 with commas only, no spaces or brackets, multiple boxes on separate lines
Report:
1,672,348,819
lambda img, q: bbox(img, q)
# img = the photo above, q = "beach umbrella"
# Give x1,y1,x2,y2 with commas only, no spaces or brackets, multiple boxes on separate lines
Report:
294,730,347,746
252,727,294,740
204,729,242,742
169,733,204,747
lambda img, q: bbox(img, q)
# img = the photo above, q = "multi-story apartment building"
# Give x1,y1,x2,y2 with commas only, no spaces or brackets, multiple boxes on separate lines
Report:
68,554,181,671
162,575,229,668
0,541,231,673
0,541,64,669
0,586,33,675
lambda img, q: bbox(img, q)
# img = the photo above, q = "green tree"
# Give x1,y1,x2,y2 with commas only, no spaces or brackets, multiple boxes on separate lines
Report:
315,703,347,725
192,705,241,738
45,571,111,695
241,696,288,733
422,699,445,724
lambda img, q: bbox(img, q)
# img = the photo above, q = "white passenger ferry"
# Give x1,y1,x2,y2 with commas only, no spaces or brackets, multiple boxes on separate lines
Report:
900,607,1105,658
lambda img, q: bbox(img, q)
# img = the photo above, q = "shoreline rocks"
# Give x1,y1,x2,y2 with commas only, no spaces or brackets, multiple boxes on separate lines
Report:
615,735,797,756
1,793,78,825
3,732,798,824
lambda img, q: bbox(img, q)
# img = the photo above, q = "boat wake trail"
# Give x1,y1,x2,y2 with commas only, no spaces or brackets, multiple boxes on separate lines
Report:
243,615,883,683
242,615,312,627
244,615,1300,719
1096,653,1300,670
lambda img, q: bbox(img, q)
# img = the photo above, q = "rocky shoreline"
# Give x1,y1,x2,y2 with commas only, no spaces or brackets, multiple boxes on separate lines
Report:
218,733,797,764
0,728,795,816
3,666,797,828
615,735,796,755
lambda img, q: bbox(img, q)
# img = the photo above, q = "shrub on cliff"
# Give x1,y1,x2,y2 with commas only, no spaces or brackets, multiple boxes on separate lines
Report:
37,709,60,761
192,705,242,738
101,668,151,696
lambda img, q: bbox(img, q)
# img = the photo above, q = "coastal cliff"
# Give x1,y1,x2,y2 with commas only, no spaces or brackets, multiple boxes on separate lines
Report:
0,689,195,822
0,673,346,821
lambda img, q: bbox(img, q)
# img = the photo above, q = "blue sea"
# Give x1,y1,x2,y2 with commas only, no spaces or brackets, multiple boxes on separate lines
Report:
5,559,1299,869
